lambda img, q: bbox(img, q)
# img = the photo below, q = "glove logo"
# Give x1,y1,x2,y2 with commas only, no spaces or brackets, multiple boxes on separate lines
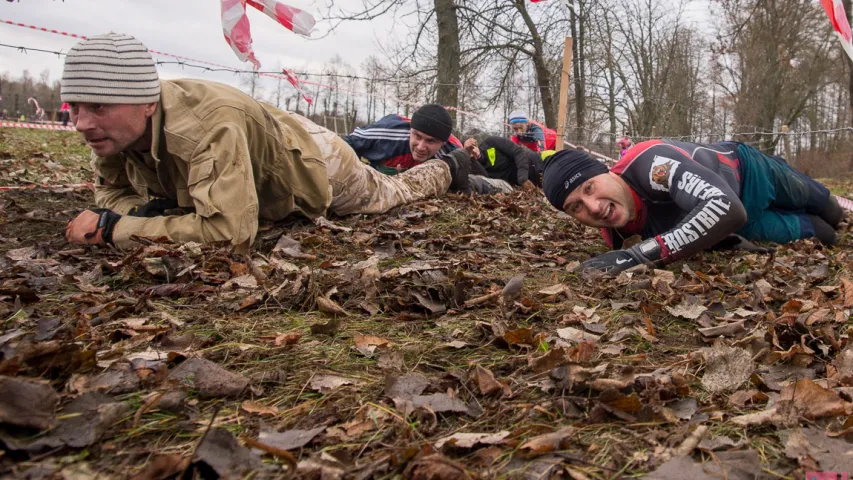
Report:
649,156,680,192
616,257,631,265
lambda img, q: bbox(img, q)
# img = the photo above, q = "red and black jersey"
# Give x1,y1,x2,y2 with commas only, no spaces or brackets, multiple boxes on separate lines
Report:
603,139,747,262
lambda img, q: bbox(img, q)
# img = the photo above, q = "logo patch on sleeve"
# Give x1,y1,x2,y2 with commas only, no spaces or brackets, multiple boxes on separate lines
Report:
649,155,680,192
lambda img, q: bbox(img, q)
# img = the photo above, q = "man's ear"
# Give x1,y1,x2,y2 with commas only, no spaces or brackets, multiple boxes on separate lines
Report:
144,102,157,117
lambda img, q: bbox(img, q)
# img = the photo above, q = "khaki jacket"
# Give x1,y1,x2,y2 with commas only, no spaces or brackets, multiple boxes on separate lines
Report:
93,79,331,250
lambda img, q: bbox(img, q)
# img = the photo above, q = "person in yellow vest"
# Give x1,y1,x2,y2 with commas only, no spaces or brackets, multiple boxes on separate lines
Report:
463,136,546,190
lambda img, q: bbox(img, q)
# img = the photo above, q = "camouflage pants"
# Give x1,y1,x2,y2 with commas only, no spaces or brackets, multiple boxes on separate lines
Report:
291,114,451,216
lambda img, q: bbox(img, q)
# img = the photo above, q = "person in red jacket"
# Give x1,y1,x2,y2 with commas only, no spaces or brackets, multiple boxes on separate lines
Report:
616,132,632,158
508,111,546,152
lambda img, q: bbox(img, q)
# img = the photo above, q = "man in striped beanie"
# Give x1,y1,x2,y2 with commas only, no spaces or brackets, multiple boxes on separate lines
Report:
62,33,460,251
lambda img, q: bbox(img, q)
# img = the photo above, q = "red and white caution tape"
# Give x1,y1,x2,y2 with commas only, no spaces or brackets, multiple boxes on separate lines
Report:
820,0,853,63
0,182,93,192
221,0,315,69
1,18,486,119
0,121,75,131
282,69,313,105
836,195,853,212
27,97,45,122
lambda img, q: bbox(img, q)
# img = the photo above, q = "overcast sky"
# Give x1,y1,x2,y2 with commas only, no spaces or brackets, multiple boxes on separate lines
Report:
0,0,398,90
1,0,715,132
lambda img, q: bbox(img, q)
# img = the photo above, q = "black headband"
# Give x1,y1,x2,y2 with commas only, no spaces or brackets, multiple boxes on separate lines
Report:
542,149,609,211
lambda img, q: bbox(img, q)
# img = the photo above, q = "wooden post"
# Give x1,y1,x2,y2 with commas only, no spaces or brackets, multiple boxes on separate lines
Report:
781,125,792,161
556,37,573,150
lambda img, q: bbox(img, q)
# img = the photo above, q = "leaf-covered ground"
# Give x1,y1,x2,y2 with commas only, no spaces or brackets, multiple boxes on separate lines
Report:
1,128,853,479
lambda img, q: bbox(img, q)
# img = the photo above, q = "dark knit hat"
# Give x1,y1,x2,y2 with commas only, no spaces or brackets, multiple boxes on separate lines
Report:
542,149,609,211
61,32,160,104
410,104,453,142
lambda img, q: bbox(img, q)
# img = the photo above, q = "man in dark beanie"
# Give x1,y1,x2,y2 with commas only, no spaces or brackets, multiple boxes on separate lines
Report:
345,105,473,194
543,140,844,275
346,107,517,195
62,33,456,252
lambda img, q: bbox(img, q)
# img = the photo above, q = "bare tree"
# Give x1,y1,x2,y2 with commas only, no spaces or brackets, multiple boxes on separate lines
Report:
714,0,834,151
239,72,263,100
326,0,462,122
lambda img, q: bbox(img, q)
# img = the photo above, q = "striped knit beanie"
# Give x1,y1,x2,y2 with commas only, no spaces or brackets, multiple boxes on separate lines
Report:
61,33,160,104
508,111,528,124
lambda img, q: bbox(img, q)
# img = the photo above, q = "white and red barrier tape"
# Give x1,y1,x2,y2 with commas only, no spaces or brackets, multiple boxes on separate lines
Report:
1,18,485,118
836,195,853,212
1,121,75,131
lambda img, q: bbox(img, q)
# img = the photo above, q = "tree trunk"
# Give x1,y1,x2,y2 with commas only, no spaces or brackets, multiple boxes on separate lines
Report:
845,0,853,121
434,0,460,124
515,0,556,127
570,2,586,142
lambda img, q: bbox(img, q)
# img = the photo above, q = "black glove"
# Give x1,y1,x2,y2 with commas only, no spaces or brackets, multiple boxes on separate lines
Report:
577,238,663,275
711,234,776,254
128,198,179,218
86,209,121,245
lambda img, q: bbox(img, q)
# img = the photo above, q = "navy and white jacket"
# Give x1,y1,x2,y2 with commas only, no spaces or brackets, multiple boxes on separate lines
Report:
604,139,748,262
344,114,462,171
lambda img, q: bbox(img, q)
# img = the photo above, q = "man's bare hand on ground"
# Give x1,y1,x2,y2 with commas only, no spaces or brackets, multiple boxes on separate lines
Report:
522,180,537,192
65,210,105,245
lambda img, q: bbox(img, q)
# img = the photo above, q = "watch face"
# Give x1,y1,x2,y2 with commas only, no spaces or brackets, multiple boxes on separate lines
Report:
639,238,658,254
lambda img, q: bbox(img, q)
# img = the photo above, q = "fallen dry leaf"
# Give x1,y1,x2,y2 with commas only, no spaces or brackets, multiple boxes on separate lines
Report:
264,332,301,346
405,453,471,480
385,373,429,398
434,431,510,449
538,284,569,296
841,277,853,308
0,375,58,430
273,235,316,260
504,327,538,346
730,407,779,426
316,296,349,316
529,347,571,374
777,378,851,420
783,427,853,472
471,365,511,397
647,450,764,480
310,374,362,393
130,455,191,480
241,400,279,416
556,327,600,343
194,428,264,477
520,426,574,455
666,300,707,320
68,362,141,395
168,358,249,398
354,335,391,348
411,393,473,415
258,426,325,451
0,392,129,451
